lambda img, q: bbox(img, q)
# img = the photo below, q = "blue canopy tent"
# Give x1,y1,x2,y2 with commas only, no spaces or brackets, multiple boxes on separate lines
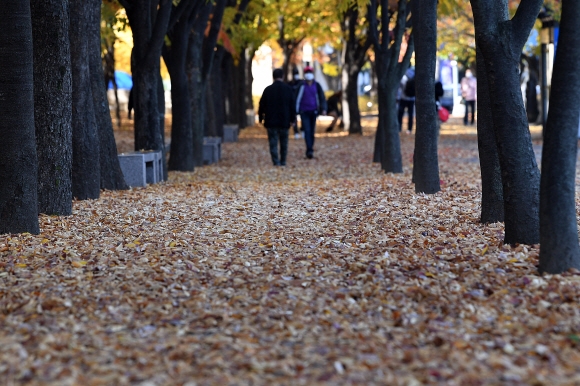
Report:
108,70,133,90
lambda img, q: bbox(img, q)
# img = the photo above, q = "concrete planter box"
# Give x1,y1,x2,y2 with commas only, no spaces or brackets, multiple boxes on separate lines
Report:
118,150,162,187
223,124,239,143
203,137,222,165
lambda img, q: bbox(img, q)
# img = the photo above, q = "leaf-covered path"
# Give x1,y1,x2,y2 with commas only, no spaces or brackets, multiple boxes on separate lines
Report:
2,124,580,385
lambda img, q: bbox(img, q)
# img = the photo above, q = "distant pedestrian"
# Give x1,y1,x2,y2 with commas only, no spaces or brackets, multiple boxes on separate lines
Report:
258,68,296,166
398,67,416,134
287,68,303,139
461,69,477,125
325,90,342,132
295,66,327,159
127,87,134,120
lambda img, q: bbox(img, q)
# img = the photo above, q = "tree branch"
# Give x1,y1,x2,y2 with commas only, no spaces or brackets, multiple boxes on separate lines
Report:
396,32,414,80
145,0,173,64
168,0,197,33
202,0,227,80
511,0,543,50
368,0,380,48
390,0,408,65
118,0,132,11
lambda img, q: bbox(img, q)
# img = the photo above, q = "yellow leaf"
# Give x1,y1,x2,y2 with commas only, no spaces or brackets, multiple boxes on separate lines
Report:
169,241,176,247
72,261,87,268
41,238,50,244
15,263,27,268
126,243,136,248
481,245,488,256
508,258,518,263
425,272,436,278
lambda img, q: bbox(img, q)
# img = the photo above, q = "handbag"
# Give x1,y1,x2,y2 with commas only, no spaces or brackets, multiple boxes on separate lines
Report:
438,106,450,122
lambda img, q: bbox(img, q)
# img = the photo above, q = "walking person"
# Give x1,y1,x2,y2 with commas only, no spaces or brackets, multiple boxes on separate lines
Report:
461,69,477,125
325,90,342,132
295,66,327,159
398,67,416,134
258,68,296,166
287,68,303,139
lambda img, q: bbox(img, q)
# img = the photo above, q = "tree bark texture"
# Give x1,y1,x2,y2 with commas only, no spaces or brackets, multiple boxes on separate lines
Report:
411,0,440,194
539,0,580,273
123,0,171,158
187,3,211,167
368,0,413,173
31,0,73,216
471,0,542,244
88,0,128,191
157,72,168,180
164,12,194,171
222,52,238,125
475,46,504,223
70,0,100,200
0,0,39,234
210,47,226,137
341,5,371,135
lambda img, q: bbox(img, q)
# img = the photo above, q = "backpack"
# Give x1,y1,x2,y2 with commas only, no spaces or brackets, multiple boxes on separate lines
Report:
404,77,416,98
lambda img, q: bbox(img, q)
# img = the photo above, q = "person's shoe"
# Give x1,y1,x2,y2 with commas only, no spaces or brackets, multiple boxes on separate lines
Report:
407,130,412,135
280,162,286,166
325,126,334,132
306,152,313,159
294,133,300,139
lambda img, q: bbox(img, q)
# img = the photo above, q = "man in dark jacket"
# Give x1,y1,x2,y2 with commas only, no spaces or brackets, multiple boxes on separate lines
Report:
258,68,296,166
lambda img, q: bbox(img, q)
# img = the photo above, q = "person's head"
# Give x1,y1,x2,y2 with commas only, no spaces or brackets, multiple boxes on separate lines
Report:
304,66,314,82
465,69,473,78
272,68,284,81
292,68,300,81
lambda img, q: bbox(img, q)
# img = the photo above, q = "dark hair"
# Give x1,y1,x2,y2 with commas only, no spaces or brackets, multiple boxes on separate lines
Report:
273,68,284,79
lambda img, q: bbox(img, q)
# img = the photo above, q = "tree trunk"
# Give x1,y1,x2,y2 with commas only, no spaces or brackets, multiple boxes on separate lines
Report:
539,0,580,273
31,0,73,216
369,0,413,173
346,70,362,134
188,34,206,167
88,0,128,191
380,81,404,173
164,19,194,171
244,47,256,122
235,49,249,128
0,0,39,234
411,0,440,194
157,72,167,180
124,0,171,156
103,43,121,129
222,51,237,125
70,0,100,200
476,46,504,223
205,79,217,136
210,46,226,137
471,0,542,245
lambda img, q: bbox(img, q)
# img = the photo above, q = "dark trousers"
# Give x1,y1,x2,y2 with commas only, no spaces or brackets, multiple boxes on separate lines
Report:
267,127,289,165
464,100,476,124
398,99,415,132
300,111,317,157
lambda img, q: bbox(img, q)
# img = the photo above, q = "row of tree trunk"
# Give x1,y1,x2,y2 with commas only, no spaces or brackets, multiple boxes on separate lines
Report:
0,0,127,234
368,0,580,273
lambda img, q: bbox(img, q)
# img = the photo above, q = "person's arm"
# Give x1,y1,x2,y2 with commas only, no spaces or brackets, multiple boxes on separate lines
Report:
295,84,304,113
318,83,327,115
288,88,296,125
258,92,265,124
